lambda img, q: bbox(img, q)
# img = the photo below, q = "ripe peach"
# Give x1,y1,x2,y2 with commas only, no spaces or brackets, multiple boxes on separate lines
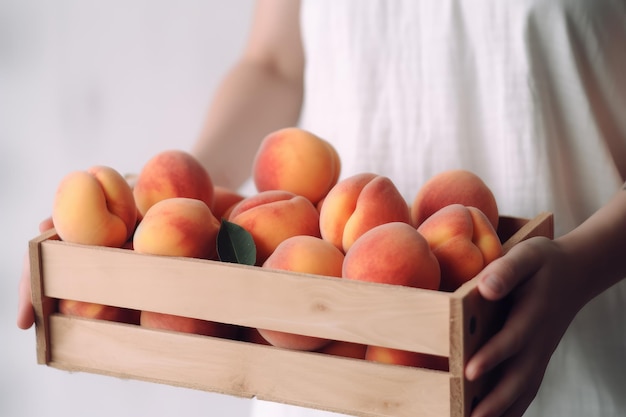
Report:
133,197,225,336
140,311,238,339
417,204,503,292
52,165,137,247
252,127,341,205
133,197,221,260
133,150,214,217
342,222,440,290
59,299,140,325
411,169,499,229
256,235,345,351
262,235,345,278
318,341,368,360
319,173,411,253
211,185,245,220
228,190,321,265
365,345,449,371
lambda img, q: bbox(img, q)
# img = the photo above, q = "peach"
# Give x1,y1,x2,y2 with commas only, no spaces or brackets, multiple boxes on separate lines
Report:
256,235,345,351
261,235,345,278
133,197,226,336
319,173,411,253
133,197,221,260
318,341,368,360
253,127,341,205
58,299,140,325
411,169,499,229
342,222,440,290
133,150,214,217
52,165,137,247
211,185,245,220
140,311,238,339
365,345,449,371
228,190,321,265
417,204,503,292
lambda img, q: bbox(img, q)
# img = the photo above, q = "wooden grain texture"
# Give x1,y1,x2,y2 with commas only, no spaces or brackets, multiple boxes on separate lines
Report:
49,314,451,417
39,240,451,355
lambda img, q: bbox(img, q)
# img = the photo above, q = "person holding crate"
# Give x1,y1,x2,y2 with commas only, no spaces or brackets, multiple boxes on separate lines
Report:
18,0,626,416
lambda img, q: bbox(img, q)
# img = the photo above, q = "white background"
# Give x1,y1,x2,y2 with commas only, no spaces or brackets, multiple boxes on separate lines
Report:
1,1,258,416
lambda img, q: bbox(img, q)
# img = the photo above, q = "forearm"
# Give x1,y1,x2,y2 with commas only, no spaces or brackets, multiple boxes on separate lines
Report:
191,58,303,190
192,0,304,191
557,182,626,306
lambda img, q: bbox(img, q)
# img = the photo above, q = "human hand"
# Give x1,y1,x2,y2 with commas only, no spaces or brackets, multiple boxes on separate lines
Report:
464,236,585,417
17,218,54,330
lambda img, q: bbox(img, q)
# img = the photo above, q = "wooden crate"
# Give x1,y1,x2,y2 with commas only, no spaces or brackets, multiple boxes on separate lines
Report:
29,212,553,417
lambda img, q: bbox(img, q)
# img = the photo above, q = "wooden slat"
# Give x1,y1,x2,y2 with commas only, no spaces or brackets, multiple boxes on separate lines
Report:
501,212,554,252
29,228,59,364
49,314,452,417
39,241,451,356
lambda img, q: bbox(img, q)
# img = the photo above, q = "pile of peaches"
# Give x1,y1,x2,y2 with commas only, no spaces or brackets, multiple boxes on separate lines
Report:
51,127,503,370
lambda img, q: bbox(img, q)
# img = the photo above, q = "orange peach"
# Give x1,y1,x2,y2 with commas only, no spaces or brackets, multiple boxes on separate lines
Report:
261,235,345,278
140,311,238,339
253,127,341,205
417,204,503,292
52,165,137,247
58,299,140,325
133,197,226,336
133,197,221,260
256,235,345,351
365,345,449,371
318,341,368,360
211,185,245,220
342,222,440,290
411,169,499,229
133,150,214,217
319,173,411,253
228,190,321,265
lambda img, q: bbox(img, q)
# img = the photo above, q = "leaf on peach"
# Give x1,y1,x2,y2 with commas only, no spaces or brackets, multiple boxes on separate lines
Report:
216,219,256,265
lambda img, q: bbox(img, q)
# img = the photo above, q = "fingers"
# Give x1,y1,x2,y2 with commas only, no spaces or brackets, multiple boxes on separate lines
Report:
18,217,53,330
17,252,35,329
470,356,542,417
475,237,547,301
468,304,546,417
466,283,538,380
39,217,54,233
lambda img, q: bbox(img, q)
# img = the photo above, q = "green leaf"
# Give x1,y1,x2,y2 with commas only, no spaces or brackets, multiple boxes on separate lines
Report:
216,219,256,265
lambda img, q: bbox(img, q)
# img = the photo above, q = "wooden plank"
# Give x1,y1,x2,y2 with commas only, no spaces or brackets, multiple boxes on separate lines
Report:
501,212,554,253
49,314,452,417
29,228,59,364
39,240,451,356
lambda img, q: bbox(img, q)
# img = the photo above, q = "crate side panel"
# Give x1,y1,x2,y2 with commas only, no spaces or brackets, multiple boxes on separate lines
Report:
49,315,451,417
29,229,59,364
448,212,554,416
40,241,451,356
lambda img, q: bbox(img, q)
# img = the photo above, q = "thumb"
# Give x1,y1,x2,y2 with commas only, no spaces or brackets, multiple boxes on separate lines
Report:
475,238,545,301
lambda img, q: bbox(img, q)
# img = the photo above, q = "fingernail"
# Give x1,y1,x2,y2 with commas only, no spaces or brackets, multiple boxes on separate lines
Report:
482,273,503,295
465,361,480,381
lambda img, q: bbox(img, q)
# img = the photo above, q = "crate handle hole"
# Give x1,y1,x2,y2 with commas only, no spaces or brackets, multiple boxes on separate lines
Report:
469,316,477,335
